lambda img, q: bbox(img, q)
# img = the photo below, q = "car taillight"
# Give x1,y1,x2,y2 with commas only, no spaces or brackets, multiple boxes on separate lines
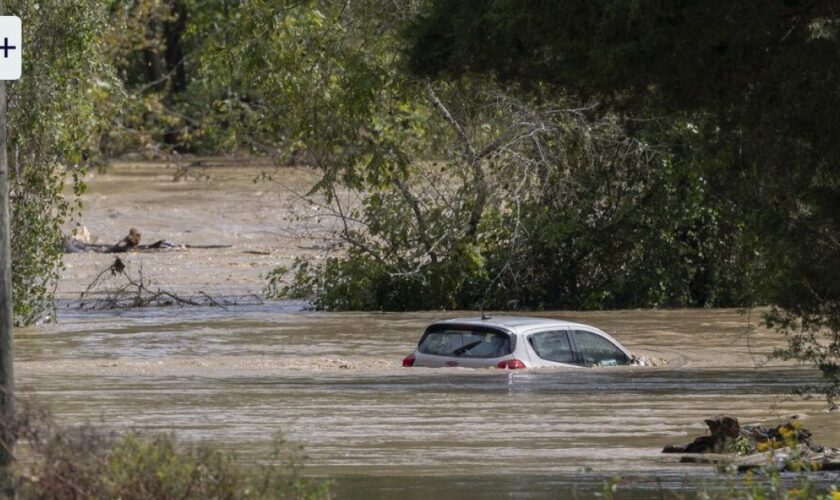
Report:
497,359,526,370
402,354,416,367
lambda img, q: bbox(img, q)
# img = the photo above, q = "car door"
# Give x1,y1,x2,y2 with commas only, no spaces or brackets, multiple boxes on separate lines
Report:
569,329,630,366
525,328,578,367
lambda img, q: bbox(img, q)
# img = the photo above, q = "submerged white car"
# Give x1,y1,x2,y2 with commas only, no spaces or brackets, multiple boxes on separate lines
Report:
402,316,632,369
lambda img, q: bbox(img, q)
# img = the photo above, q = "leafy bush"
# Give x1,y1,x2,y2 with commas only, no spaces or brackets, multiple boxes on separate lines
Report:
10,403,331,499
266,88,761,311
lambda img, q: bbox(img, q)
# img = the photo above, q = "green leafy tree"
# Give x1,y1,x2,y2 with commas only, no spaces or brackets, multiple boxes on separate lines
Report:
194,1,759,312
7,0,116,324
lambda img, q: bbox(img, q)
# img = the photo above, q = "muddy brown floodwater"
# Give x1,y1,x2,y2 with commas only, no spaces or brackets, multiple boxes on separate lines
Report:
14,162,840,498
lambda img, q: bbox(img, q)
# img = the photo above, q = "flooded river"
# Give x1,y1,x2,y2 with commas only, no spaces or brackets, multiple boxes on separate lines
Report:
15,162,840,498
17,305,840,498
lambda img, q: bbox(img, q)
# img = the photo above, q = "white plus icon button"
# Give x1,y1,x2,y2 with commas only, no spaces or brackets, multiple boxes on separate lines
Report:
0,16,20,80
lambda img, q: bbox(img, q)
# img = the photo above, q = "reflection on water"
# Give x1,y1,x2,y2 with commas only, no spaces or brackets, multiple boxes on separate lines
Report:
15,305,840,496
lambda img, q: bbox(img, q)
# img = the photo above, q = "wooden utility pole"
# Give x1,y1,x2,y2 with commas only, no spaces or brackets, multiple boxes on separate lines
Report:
0,0,14,483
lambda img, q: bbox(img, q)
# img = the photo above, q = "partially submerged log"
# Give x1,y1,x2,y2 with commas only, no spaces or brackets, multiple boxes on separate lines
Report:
64,228,232,253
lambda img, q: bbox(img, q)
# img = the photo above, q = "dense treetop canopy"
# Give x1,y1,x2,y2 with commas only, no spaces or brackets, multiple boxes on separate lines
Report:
411,1,839,113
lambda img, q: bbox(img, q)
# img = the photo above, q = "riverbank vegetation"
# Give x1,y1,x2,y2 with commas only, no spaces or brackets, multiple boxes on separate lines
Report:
9,1,840,402
10,401,331,499
8,0,114,325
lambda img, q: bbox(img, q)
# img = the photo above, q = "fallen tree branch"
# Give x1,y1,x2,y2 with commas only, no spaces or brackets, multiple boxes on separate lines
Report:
76,258,263,310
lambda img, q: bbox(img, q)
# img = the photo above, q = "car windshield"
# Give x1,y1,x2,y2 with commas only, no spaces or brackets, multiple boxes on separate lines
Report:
418,328,512,358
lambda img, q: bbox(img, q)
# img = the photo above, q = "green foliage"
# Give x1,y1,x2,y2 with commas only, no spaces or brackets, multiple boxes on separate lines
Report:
266,83,759,310
7,0,116,324
82,1,759,314
98,0,190,154
13,0,829,384
406,0,840,404
729,436,752,456
13,404,331,499
100,0,265,155
480,119,760,310
242,1,760,312
767,306,840,409
200,0,430,171
99,0,429,157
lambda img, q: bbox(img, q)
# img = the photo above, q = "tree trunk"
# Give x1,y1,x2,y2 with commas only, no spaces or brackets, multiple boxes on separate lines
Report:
0,1,17,492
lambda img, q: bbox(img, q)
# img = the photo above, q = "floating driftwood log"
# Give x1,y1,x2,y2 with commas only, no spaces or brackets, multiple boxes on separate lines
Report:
64,228,232,253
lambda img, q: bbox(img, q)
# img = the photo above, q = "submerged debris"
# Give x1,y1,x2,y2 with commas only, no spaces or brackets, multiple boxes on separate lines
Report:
77,257,262,310
663,415,840,472
630,354,667,367
171,159,211,182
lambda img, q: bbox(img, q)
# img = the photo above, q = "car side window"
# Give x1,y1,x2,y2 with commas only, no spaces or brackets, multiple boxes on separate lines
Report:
528,330,575,363
572,330,629,366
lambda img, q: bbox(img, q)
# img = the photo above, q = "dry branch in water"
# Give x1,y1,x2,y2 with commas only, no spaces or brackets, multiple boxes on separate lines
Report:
76,258,262,310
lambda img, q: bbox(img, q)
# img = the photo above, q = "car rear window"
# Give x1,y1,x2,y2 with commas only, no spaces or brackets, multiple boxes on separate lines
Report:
418,328,512,358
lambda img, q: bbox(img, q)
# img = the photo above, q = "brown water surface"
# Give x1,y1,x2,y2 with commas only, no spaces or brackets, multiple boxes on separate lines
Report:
17,306,839,497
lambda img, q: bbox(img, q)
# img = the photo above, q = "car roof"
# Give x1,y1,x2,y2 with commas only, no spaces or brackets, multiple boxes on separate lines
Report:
431,315,593,334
